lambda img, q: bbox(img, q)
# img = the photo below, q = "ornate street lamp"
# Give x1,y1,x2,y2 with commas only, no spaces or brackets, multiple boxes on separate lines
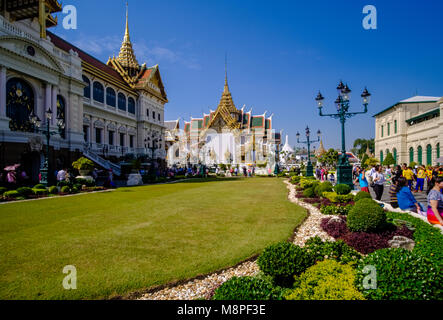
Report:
30,108,65,187
296,126,321,177
315,82,371,188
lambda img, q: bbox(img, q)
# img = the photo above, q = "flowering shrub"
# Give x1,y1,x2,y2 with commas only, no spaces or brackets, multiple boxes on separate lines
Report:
257,242,315,287
322,192,354,204
320,204,352,215
302,187,316,198
304,236,361,265
286,260,365,300
314,181,333,197
299,178,319,190
355,248,443,300
347,198,386,232
212,276,283,300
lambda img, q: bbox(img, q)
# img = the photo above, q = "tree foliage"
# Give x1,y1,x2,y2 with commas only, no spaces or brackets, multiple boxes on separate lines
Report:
382,152,396,166
353,138,375,158
317,148,339,167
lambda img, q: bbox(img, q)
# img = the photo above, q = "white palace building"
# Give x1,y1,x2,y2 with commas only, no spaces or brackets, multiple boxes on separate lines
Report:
374,96,443,166
0,1,167,183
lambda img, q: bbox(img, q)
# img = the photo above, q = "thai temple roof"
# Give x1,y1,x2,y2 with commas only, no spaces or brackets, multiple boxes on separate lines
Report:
116,4,140,71
282,135,294,153
315,139,326,157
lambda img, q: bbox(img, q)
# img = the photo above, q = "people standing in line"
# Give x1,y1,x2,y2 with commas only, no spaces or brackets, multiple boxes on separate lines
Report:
372,165,385,201
402,166,414,190
427,177,443,225
414,166,426,193
396,177,423,213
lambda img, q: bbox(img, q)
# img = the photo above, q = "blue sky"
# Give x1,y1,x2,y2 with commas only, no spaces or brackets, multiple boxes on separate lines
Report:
52,0,443,150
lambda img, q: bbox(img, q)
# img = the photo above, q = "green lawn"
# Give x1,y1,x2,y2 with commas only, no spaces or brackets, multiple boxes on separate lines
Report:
0,177,306,300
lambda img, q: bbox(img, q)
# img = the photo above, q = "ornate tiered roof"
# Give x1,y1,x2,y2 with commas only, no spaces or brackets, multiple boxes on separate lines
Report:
316,139,326,157
116,4,139,72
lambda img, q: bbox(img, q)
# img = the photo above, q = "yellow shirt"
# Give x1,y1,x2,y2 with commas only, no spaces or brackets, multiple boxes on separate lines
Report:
426,170,433,178
403,169,414,180
417,169,426,179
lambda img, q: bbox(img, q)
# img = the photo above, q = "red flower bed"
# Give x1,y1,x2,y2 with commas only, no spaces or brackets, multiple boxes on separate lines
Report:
321,217,414,254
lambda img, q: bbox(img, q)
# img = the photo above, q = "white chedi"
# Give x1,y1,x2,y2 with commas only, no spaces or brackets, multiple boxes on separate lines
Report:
280,135,294,165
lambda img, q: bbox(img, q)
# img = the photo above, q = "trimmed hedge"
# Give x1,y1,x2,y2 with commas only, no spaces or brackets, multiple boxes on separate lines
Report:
257,242,315,287
60,186,71,194
347,199,386,232
302,187,316,198
0,187,7,195
16,187,33,197
335,184,351,195
323,192,354,204
320,204,352,216
355,248,443,300
3,190,20,199
314,181,333,197
33,184,46,189
286,260,365,300
48,186,59,194
354,191,372,202
33,188,48,196
212,276,283,300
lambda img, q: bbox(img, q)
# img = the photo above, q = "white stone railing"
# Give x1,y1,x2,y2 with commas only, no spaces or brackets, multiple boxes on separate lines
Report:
0,15,37,41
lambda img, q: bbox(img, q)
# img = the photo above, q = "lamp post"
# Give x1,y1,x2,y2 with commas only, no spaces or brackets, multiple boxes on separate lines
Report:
145,130,163,175
296,126,321,177
29,108,65,187
315,82,371,188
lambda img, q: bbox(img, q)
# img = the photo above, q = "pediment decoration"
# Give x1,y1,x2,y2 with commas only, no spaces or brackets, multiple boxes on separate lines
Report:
94,120,104,128
118,126,127,133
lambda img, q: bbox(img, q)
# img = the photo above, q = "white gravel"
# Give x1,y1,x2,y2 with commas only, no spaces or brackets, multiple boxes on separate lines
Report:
138,180,331,300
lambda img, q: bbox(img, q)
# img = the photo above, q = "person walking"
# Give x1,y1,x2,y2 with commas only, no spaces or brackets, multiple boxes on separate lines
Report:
354,167,370,193
427,177,443,225
372,165,385,201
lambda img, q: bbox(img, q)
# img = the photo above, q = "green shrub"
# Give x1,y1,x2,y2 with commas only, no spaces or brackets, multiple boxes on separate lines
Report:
323,192,354,203
212,276,283,300
291,176,301,184
3,190,20,199
347,198,386,232
16,187,33,197
355,248,443,300
257,242,315,287
302,187,316,198
48,186,59,194
60,186,71,194
304,237,362,265
286,260,365,300
314,181,333,197
354,191,372,202
57,181,71,187
335,184,351,195
33,184,46,189
299,178,319,190
0,187,8,195
71,186,79,194
386,211,443,267
32,188,48,196
320,204,352,216
72,157,95,171
75,178,95,187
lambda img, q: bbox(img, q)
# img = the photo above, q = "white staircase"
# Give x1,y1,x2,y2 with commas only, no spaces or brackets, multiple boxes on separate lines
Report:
83,145,122,176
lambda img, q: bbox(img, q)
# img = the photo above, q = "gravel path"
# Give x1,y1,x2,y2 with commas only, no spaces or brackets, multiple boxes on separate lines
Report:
138,180,331,300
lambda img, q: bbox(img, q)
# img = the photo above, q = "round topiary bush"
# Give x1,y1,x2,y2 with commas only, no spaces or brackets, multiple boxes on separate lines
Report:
355,248,443,300
48,186,59,194
33,184,46,190
257,242,315,287
3,190,20,199
212,276,283,300
354,191,372,202
16,187,34,197
0,187,7,195
33,188,48,196
286,260,365,300
304,236,362,265
303,187,316,198
60,186,71,194
335,184,352,195
315,181,333,197
347,198,386,232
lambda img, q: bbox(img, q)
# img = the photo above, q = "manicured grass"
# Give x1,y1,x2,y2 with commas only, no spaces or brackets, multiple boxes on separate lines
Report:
0,177,306,300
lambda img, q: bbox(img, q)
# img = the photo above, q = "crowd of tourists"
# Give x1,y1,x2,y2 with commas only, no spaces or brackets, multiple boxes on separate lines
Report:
353,164,443,226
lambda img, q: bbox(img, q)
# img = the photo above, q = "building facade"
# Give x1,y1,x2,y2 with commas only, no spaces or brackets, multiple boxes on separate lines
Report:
166,73,281,170
374,96,442,166
0,2,167,183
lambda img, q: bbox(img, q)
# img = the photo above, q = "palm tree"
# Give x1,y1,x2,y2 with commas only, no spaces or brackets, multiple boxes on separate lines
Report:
353,138,374,158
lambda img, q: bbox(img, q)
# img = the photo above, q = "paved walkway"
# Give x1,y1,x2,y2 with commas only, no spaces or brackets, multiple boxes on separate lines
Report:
364,182,430,208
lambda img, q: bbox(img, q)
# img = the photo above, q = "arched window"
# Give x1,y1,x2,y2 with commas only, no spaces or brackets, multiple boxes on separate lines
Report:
437,143,441,165
128,97,135,114
426,144,432,165
106,87,116,107
6,78,35,132
409,147,414,164
393,148,397,165
93,81,104,103
118,93,126,111
417,146,423,165
380,150,383,163
175,148,180,158
56,95,66,139
82,75,90,98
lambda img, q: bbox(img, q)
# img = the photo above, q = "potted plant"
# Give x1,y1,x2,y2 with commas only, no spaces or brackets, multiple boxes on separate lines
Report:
72,157,95,176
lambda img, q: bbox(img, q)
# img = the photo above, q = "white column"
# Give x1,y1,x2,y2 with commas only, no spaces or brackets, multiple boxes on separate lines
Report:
0,66,6,118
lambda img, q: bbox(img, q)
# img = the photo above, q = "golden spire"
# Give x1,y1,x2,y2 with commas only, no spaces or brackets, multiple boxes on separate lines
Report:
117,2,140,73
224,53,229,93
316,139,326,157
